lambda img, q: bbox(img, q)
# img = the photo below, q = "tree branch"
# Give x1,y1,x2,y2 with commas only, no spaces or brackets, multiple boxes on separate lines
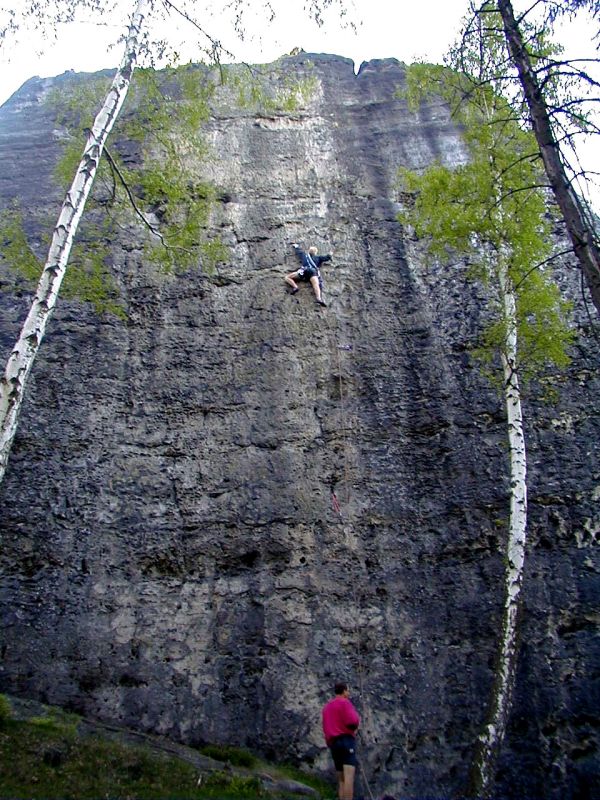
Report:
514,248,574,289
159,0,260,82
103,145,167,245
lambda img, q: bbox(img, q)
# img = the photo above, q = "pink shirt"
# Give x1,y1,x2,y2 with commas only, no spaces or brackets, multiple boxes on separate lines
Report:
322,696,360,746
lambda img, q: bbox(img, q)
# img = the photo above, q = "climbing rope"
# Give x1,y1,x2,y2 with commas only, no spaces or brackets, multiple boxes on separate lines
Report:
320,307,376,800
287,247,378,797
321,310,352,508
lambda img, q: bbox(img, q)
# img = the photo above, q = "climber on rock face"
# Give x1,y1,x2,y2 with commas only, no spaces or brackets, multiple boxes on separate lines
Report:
285,243,332,307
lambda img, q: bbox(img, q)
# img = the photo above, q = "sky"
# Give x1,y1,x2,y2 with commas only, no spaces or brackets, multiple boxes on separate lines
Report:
0,0,598,206
0,0,475,104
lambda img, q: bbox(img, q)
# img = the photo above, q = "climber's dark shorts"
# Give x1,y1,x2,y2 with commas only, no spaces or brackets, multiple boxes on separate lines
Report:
297,266,318,281
329,735,358,771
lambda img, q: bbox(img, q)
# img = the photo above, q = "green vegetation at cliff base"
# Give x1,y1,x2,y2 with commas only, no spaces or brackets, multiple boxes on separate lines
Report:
0,695,331,800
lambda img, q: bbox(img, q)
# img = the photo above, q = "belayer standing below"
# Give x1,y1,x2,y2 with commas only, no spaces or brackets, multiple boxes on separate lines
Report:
322,681,360,800
285,243,332,306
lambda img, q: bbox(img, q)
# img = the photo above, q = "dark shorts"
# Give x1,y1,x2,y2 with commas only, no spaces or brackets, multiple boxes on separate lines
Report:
329,734,358,771
297,266,318,281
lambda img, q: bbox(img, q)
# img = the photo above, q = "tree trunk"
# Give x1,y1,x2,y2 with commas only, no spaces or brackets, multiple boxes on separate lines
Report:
0,0,150,483
497,0,600,314
470,262,528,797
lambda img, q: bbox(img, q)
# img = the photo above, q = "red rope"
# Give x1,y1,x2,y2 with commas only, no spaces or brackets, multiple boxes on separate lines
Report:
331,490,342,516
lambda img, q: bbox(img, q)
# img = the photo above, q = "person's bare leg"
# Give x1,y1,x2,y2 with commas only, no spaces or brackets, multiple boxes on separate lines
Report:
341,765,355,800
310,275,324,303
336,771,344,800
285,272,300,291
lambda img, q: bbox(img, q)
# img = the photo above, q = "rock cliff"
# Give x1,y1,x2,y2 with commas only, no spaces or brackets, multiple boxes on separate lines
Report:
0,54,598,799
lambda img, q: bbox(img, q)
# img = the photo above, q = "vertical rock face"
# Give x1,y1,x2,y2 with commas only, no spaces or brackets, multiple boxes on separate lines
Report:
0,55,598,799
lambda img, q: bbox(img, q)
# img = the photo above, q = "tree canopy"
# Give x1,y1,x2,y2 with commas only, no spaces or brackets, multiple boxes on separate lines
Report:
451,0,600,314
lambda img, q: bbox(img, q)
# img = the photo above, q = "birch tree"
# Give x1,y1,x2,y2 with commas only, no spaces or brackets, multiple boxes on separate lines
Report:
0,0,151,484
464,0,600,314
399,55,573,797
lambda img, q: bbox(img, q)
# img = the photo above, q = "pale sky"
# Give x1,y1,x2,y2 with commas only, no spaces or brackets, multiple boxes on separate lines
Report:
0,0,598,207
0,0,475,105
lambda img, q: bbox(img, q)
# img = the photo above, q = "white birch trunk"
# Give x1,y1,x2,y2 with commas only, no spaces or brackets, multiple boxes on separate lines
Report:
473,259,528,797
0,0,150,484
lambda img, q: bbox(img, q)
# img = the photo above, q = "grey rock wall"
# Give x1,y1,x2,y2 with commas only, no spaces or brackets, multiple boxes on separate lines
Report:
0,54,598,799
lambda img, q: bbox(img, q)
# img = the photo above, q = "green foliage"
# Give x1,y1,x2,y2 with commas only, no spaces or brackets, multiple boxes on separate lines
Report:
0,718,264,799
0,695,12,725
0,63,230,317
28,706,80,737
48,78,116,195
29,715,77,739
398,57,574,383
114,64,226,274
0,719,205,799
201,239,230,272
0,204,43,282
264,72,318,113
53,134,93,189
127,66,213,140
405,2,593,148
0,706,330,800
513,268,573,377
200,744,258,768
454,3,595,148
63,243,127,318
46,74,113,133
217,63,318,114
202,770,264,796
272,762,335,796
0,203,125,317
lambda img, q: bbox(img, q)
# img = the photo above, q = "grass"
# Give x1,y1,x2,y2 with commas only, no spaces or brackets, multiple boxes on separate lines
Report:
198,744,334,799
0,718,231,799
266,762,334,797
0,696,332,800
199,743,258,768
